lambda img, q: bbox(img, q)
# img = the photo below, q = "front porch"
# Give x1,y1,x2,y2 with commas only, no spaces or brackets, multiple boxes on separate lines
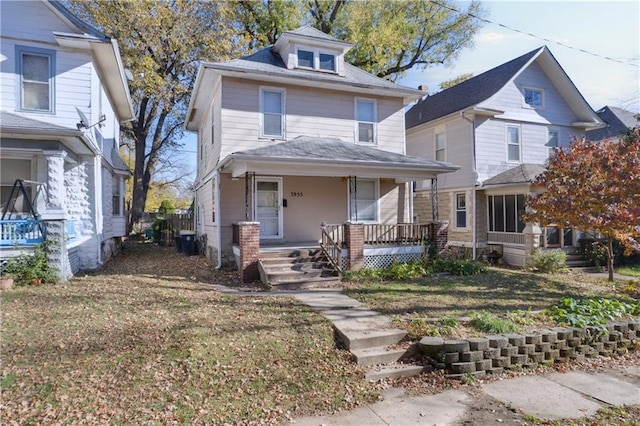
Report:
233,221,449,285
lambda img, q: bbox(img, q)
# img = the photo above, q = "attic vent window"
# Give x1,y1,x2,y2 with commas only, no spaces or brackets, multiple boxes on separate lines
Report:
296,48,337,73
319,53,335,71
524,88,543,108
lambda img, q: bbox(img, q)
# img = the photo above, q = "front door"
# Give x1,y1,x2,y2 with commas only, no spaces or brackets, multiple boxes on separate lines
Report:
255,177,282,239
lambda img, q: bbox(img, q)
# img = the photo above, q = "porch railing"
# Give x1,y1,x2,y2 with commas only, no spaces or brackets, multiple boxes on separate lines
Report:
487,231,525,246
0,219,45,246
320,225,343,273
364,223,429,246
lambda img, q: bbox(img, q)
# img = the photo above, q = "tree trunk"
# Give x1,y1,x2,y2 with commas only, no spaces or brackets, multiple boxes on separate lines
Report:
607,236,614,282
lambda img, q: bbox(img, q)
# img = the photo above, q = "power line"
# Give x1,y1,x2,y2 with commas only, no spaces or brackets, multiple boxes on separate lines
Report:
428,0,639,68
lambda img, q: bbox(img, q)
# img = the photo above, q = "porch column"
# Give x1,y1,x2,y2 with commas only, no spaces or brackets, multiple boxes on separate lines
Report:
39,216,72,282
238,221,260,283
43,150,67,215
344,222,364,271
523,223,542,267
429,220,449,252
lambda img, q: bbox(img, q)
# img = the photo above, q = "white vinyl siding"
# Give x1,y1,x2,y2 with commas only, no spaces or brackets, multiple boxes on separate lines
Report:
260,87,285,138
356,98,376,144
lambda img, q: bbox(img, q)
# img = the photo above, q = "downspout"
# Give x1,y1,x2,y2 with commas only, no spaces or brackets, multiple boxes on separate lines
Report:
215,170,222,269
461,111,478,259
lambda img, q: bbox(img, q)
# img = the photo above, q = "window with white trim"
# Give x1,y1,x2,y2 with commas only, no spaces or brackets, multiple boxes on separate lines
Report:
319,53,335,71
487,194,526,233
547,130,559,157
260,87,285,138
356,99,376,144
16,46,55,112
507,125,521,162
435,132,446,161
455,193,466,228
297,49,314,68
112,176,122,216
524,87,543,108
349,178,378,222
295,48,336,72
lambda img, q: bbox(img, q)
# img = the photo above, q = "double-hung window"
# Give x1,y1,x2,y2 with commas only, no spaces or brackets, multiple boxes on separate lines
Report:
507,125,521,162
112,176,122,216
455,193,466,228
435,132,446,161
349,178,378,222
297,50,314,68
260,87,285,138
356,99,376,144
547,130,559,157
16,46,55,113
319,53,335,71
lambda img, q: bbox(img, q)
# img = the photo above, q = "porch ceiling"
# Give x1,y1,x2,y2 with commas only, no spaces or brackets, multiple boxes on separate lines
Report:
218,136,460,180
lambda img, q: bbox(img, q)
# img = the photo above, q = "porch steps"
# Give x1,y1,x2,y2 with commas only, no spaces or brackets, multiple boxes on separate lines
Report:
566,252,592,269
259,246,340,290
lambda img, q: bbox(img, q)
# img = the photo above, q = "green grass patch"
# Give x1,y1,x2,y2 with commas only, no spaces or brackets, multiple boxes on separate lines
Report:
469,311,519,334
618,265,640,277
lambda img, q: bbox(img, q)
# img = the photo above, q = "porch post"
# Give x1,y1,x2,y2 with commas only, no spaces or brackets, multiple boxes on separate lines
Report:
238,221,260,283
344,222,364,271
523,223,542,267
42,150,67,215
429,220,449,252
39,214,71,282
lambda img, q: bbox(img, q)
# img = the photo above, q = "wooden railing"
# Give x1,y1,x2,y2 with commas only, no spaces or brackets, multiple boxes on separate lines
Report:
323,223,344,247
0,219,45,246
320,226,343,273
363,223,429,246
487,231,525,246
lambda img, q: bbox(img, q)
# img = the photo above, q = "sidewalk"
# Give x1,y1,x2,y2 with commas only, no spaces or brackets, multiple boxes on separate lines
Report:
281,289,640,425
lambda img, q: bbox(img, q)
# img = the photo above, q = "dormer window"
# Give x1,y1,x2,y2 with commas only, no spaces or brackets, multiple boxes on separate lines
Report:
297,50,314,68
319,53,335,71
295,47,337,73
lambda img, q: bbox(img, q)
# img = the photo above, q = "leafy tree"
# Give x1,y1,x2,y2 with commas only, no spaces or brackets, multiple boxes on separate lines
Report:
158,199,177,214
68,0,237,233
439,72,474,90
525,131,640,281
235,0,485,80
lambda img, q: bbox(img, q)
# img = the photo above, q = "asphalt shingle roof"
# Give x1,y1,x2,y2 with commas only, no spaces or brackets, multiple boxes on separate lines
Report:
587,106,639,141
232,136,459,171
483,163,546,186
210,46,421,95
405,47,542,129
0,110,78,133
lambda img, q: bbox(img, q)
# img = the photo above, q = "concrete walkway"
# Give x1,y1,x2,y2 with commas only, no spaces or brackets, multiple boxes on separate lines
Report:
274,289,640,425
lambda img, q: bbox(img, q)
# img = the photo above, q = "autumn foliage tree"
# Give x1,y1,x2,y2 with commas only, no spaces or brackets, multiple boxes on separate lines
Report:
525,130,640,281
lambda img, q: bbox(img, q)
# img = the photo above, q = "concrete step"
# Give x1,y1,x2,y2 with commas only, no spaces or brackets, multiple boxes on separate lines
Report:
351,346,408,366
335,327,407,351
365,364,427,382
259,248,323,259
269,276,341,290
260,256,326,265
266,268,336,282
262,261,329,272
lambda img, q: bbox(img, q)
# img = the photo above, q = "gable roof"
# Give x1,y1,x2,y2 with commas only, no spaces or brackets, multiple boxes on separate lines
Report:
274,25,352,48
482,163,546,186
406,48,540,128
217,136,459,180
406,46,602,129
587,106,639,141
46,1,108,41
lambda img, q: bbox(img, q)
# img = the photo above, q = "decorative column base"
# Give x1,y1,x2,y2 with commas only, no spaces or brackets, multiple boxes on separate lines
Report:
429,220,449,252
238,222,260,283
344,222,364,271
523,223,542,267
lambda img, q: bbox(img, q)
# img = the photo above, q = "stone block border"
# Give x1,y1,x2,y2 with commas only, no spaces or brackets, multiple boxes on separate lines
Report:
418,320,639,379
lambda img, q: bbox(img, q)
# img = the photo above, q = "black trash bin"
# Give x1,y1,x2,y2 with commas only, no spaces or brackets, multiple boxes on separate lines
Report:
180,230,196,256
174,235,182,253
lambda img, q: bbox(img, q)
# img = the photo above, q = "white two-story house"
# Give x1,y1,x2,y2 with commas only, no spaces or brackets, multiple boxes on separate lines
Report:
406,46,604,266
0,1,134,280
186,26,458,277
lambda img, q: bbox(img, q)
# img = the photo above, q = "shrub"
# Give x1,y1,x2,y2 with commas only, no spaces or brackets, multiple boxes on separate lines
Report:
431,258,487,276
1,242,57,286
548,297,640,328
401,314,460,339
530,249,568,273
343,261,430,282
469,311,519,333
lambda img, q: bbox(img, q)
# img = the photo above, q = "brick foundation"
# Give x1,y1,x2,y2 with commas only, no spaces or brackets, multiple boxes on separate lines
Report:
428,220,449,252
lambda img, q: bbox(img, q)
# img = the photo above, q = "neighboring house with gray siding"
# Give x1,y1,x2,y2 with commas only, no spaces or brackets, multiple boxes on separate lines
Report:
185,26,459,271
406,46,604,266
0,1,134,280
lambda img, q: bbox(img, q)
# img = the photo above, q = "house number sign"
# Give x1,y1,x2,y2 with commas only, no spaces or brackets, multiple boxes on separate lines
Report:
290,192,303,197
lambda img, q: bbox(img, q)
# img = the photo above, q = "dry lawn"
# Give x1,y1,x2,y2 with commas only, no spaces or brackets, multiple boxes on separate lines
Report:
1,242,378,425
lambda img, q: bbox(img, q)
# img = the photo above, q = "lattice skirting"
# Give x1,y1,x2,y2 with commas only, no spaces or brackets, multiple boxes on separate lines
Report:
342,245,425,270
